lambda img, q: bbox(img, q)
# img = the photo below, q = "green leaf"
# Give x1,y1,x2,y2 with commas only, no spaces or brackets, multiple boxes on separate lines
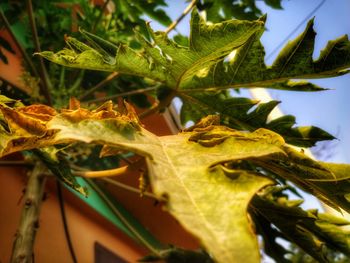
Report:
251,208,291,263
254,148,350,214
264,0,283,9
196,0,270,22
266,117,335,147
40,10,350,87
181,94,334,147
269,80,327,92
112,0,171,26
252,191,350,262
37,9,347,147
33,148,88,196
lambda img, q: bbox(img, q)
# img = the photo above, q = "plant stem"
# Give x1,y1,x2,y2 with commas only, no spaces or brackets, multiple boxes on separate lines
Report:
79,71,119,100
100,177,160,200
164,0,197,34
26,0,52,105
72,158,144,178
0,10,39,79
139,88,177,119
86,179,161,255
69,69,85,93
0,160,33,167
73,165,129,178
10,162,47,263
83,85,158,104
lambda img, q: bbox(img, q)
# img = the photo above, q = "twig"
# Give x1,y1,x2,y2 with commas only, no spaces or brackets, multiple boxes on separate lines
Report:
100,177,160,200
0,10,39,79
10,162,47,263
164,0,197,35
83,85,158,104
26,0,52,105
79,71,119,100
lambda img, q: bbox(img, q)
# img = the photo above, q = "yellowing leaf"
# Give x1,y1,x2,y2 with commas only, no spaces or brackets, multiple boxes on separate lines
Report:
0,100,286,263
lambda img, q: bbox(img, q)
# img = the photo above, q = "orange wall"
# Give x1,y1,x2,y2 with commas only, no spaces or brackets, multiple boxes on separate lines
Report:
0,30,29,93
0,166,147,263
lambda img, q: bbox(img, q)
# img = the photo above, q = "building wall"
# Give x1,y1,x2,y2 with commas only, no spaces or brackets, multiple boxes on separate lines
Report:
0,165,148,263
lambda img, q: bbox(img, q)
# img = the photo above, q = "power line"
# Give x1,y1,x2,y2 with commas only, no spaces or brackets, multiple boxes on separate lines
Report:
266,0,327,61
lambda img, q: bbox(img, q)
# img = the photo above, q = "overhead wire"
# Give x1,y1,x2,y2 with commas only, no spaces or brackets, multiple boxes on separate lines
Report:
265,0,327,61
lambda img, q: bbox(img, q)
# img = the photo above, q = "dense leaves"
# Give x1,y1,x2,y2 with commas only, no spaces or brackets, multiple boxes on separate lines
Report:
2,3,350,262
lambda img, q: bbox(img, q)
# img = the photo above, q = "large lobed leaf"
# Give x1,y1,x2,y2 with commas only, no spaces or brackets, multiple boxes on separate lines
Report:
37,9,349,147
37,10,350,90
0,100,349,262
1,99,350,262
0,100,281,263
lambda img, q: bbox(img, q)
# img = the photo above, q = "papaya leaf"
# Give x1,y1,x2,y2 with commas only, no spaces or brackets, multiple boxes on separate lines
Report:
0,99,87,195
252,192,350,262
0,100,294,263
36,9,347,147
253,148,350,214
33,148,88,196
180,94,334,147
251,208,291,263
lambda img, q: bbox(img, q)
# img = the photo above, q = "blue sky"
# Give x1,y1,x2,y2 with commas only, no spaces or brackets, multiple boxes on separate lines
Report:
153,0,350,164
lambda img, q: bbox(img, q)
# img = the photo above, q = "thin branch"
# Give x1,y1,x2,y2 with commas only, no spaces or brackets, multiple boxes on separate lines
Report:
26,0,52,105
83,85,159,104
86,179,161,255
0,160,33,167
0,10,39,78
164,0,197,35
100,177,160,200
10,162,47,263
138,102,162,119
139,88,177,119
79,71,119,100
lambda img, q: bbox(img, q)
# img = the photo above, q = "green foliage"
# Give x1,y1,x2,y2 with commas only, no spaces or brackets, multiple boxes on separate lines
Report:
37,9,350,147
196,0,282,22
1,2,350,262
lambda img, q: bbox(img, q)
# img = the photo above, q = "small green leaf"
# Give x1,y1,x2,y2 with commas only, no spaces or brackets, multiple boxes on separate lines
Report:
33,148,88,196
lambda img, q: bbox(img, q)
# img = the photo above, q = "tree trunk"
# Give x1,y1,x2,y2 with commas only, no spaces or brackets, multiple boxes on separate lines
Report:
10,162,46,263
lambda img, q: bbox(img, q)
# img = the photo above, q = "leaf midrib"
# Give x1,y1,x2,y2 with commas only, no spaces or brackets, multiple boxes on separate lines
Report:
158,138,223,249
